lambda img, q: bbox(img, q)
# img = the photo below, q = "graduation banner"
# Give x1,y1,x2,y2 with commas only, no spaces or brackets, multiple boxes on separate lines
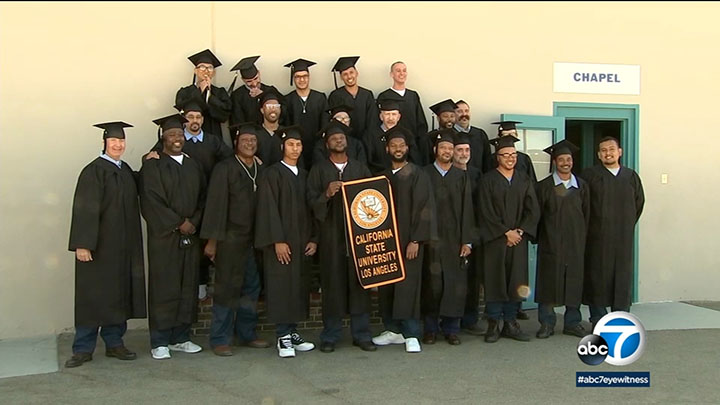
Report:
341,176,405,289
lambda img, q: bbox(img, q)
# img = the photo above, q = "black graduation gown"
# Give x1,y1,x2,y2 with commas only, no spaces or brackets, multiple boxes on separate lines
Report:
364,126,421,175
230,83,279,125
376,88,428,140
579,165,644,308
68,158,146,327
464,166,484,313
151,134,233,180
307,159,373,318
379,163,437,319
312,134,368,167
459,126,492,172
254,162,314,324
534,175,590,307
489,150,537,181
176,84,232,138
478,169,540,302
256,127,283,167
140,154,206,330
421,165,475,317
417,131,437,167
283,90,329,168
328,86,379,139
200,158,261,309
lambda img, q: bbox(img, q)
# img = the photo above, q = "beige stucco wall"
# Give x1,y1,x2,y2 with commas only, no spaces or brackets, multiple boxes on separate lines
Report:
1,1,718,339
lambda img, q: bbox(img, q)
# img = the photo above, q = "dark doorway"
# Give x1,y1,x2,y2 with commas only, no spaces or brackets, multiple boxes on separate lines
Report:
566,120,622,173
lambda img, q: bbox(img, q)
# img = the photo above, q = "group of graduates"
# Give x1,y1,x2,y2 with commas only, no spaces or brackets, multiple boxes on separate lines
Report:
65,49,645,367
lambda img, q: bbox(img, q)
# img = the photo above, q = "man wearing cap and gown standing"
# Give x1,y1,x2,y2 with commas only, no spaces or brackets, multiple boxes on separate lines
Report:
255,126,318,358
328,56,379,144
580,137,644,329
478,135,540,343
534,140,590,339
256,90,285,167
454,100,492,173
313,103,368,165
372,126,437,353
365,96,421,174
419,99,457,166
140,114,207,360
377,61,428,143
306,121,376,353
421,129,475,346
65,122,146,368
176,49,232,139
282,58,329,169
230,56,280,125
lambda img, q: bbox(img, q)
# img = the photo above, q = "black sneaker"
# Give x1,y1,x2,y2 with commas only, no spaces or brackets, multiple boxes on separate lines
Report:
290,332,315,352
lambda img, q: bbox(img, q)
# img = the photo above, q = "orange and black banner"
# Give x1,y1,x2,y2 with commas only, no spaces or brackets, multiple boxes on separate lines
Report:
341,176,406,289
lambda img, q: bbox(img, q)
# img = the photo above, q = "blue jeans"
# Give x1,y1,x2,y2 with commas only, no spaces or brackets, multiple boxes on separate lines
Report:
320,313,371,343
209,250,262,347
276,323,298,338
424,315,461,335
382,317,421,339
538,304,581,328
150,324,191,349
589,305,631,324
486,301,521,322
72,323,127,354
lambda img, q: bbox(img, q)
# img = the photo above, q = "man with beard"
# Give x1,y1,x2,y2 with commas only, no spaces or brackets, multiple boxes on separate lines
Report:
306,121,376,353
313,103,368,165
534,140,590,339
454,100,492,172
201,122,270,356
255,126,318,358
419,99,457,166
365,96,420,174
372,126,436,353
176,49,231,139
255,90,284,166
580,137,644,329
452,133,487,336
421,129,474,346
328,56,379,142
140,114,206,359
229,55,280,125
376,61,428,141
283,58,329,169
65,122,146,368
478,136,539,343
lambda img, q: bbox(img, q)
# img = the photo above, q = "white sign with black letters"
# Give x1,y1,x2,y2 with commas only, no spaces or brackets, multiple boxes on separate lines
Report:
554,62,640,95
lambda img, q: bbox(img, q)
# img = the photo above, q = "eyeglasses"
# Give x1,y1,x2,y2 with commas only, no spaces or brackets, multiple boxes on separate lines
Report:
498,152,518,158
264,103,281,109
196,65,215,72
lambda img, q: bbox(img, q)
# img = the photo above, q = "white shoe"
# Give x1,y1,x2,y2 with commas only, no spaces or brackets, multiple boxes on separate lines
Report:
290,332,315,352
405,337,422,353
372,330,405,346
169,341,203,353
151,346,171,360
277,335,295,358
198,284,208,300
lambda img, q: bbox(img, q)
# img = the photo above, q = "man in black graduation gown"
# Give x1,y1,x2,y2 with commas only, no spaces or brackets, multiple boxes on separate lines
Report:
328,56,379,143
255,126,318,358
365,96,421,174
534,140,590,339
229,55,280,125
419,99,457,166
255,90,284,167
580,137,644,328
140,114,206,360
306,121,376,353
282,58,329,169
371,126,437,353
176,49,232,139
312,103,368,165
453,133,487,336
478,136,540,343
201,123,270,356
421,129,475,346
65,122,146,368
454,100,492,172
376,61,428,141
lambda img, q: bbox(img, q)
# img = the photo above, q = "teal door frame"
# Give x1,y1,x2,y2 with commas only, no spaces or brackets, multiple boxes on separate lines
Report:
552,102,640,302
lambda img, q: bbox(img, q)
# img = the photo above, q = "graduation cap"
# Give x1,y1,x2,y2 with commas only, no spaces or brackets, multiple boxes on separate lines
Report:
331,56,360,89
322,120,351,139
257,89,283,108
188,49,222,68
228,55,261,93
327,103,353,118
543,139,580,159
284,58,316,86
489,135,520,152
377,93,404,112
94,121,132,140
431,128,456,146
453,132,471,146
492,120,523,133
229,121,261,141
152,114,188,140
277,125,304,144
429,99,457,116
385,125,412,145
175,100,203,115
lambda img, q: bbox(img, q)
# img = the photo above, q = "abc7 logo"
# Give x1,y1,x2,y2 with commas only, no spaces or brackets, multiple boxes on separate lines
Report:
577,311,646,366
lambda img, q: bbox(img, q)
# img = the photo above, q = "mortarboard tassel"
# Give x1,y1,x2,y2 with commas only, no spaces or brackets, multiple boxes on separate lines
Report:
333,71,338,89
431,115,435,131
290,65,294,86
228,72,239,94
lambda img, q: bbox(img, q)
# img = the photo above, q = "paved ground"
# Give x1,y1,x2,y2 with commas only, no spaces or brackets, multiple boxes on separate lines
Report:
1,317,719,404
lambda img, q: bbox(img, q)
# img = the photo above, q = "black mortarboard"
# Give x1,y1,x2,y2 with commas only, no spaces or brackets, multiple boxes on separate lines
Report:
175,100,203,115
277,125,304,143
429,99,457,116
152,114,188,139
284,58,316,86
228,55,261,93
322,120,351,139
489,135,520,151
543,139,580,159
431,128,456,146
188,49,222,68
377,93,404,112
331,56,360,89
327,103,353,117
492,120,523,132
229,121,260,141
385,125,412,145
94,121,132,140
453,132,471,146
257,89,283,107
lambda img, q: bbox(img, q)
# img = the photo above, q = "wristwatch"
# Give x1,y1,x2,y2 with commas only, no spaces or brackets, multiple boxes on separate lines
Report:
517,229,524,237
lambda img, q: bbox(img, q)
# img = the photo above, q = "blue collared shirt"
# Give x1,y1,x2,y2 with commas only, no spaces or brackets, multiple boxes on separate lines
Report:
454,123,471,133
100,153,122,168
433,161,449,177
553,171,579,189
185,129,204,143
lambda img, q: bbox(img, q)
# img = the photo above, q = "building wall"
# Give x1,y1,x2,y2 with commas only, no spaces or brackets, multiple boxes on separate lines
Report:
1,2,718,339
